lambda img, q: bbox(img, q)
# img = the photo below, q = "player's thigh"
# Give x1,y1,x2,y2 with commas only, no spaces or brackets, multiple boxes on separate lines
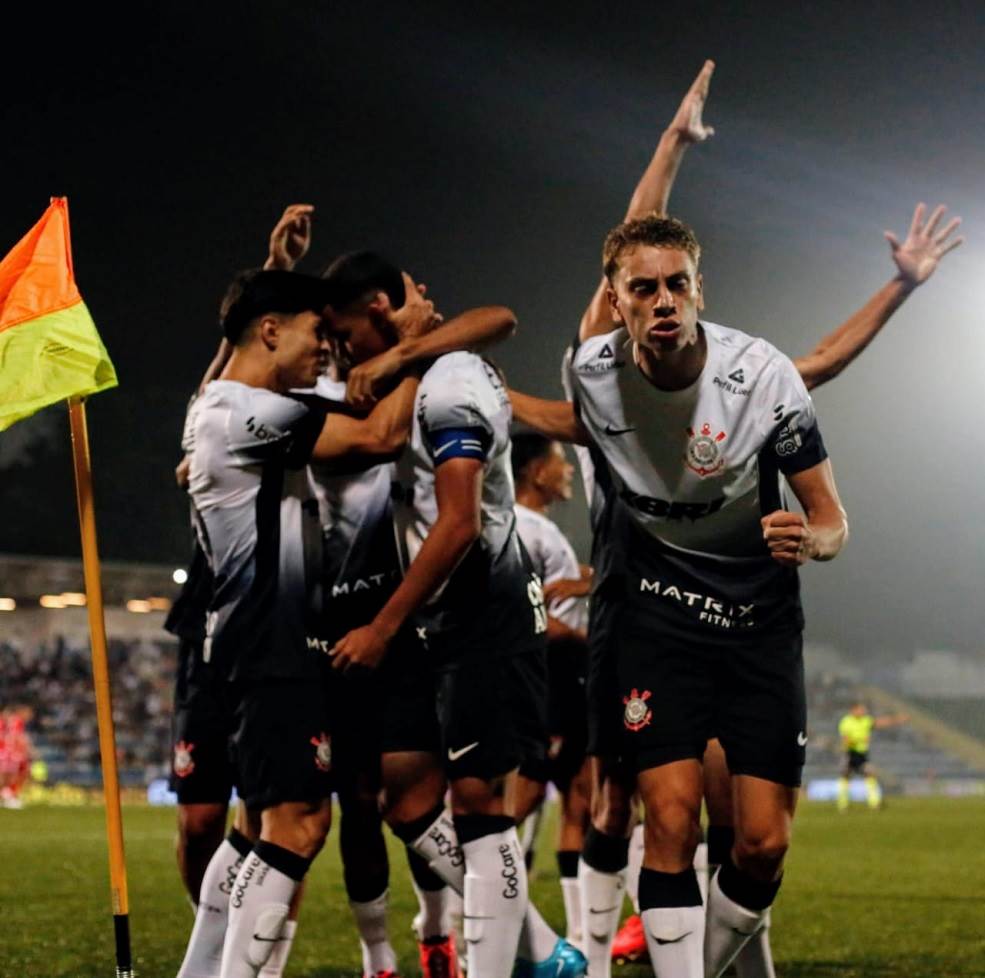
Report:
381,749,446,824
702,737,733,825
716,630,806,788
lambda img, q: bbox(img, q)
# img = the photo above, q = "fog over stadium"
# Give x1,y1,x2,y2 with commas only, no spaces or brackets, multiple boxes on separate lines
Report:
1,1,982,661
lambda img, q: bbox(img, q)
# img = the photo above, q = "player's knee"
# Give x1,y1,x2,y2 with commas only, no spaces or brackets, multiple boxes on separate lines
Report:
177,803,227,846
644,797,701,855
733,826,789,876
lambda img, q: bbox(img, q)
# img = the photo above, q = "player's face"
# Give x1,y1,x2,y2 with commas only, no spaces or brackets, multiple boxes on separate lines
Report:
327,306,391,366
607,245,704,358
276,310,332,387
537,441,575,502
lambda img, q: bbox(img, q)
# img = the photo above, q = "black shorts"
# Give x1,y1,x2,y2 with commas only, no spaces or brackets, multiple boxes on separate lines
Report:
614,625,806,787
436,646,548,782
544,638,589,792
227,677,334,810
845,750,869,773
169,640,235,805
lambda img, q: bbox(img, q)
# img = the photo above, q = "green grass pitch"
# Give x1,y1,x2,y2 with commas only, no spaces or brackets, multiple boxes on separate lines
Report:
1,798,983,977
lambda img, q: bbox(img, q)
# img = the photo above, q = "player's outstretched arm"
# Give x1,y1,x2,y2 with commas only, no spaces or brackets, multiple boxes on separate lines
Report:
794,203,963,391
761,460,848,566
263,204,315,271
330,457,484,671
507,389,590,445
581,59,715,341
345,304,517,409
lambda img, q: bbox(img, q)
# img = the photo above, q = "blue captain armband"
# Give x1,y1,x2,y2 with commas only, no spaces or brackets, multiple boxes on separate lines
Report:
426,426,491,465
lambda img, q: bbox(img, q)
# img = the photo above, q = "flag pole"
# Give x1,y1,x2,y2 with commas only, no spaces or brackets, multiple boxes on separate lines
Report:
67,395,134,978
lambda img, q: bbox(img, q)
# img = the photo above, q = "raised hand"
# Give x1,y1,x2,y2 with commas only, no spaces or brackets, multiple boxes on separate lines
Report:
668,59,716,144
265,203,315,271
387,272,441,340
886,203,963,288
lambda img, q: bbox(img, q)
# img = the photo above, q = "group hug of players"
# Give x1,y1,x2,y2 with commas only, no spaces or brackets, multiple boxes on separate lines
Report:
164,63,962,978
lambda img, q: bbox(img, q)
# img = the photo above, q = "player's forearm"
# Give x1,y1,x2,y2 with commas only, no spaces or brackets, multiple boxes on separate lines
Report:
395,306,517,365
546,616,586,644
372,516,479,639
508,390,589,445
806,507,849,561
795,277,914,391
365,375,420,453
625,128,692,221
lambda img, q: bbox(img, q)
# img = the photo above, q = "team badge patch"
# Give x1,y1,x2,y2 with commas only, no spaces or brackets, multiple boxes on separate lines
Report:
623,689,653,732
173,740,195,778
311,732,332,772
685,422,727,477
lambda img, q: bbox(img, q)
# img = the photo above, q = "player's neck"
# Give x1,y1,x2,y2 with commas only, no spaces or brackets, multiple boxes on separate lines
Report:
220,349,289,393
634,325,706,391
516,484,550,514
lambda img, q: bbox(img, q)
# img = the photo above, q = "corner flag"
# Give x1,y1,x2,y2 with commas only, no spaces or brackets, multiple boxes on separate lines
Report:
0,197,117,431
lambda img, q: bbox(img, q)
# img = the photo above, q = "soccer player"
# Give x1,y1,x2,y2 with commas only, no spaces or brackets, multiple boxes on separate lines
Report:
186,266,434,978
510,60,962,978
511,433,593,950
837,702,908,811
329,333,584,978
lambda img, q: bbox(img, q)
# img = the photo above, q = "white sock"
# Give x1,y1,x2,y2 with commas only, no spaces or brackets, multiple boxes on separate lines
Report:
626,824,645,915
258,920,297,978
560,877,582,948
704,872,769,978
462,828,528,978
516,901,559,962
411,809,466,892
219,849,302,978
519,807,543,863
693,842,709,908
641,906,705,978
578,860,626,978
350,890,398,976
177,836,248,978
413,881,452,941
733,910,776,978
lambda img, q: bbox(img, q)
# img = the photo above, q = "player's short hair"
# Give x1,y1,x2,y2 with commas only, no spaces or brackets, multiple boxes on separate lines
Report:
511,432,554,484
602,215,702,281
321,251,406,313
219,268,332,344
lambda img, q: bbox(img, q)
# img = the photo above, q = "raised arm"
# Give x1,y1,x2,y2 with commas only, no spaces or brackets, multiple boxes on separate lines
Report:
345,303,517,409
581,60,715,341
508,389,589,445
794,203,963,390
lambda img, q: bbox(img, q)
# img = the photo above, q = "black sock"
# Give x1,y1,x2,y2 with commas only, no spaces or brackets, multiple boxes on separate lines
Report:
581,826,629,874
706,825,735,868
717,855,782,912
390,804,446,844
406,847,446,891
253,840,311,883
227,827,253,858
638,867,703,910
556,849,580,879
452,813,515,845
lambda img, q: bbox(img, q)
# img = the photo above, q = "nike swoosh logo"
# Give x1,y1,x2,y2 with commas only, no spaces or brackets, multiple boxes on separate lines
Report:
797,732,808,746
588,906,619,915
654,931,692,945
448,742,480,761
252,934,284,943
433,441,458,457
604,424,636,436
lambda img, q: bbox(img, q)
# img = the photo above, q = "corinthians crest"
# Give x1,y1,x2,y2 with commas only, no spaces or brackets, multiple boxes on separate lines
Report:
623,688,653,732
173,740,195,778
311,732,333,772
685,422,727,477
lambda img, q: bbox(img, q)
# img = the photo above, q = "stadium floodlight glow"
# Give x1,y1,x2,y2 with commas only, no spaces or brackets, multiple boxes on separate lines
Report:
147,597,172,612
60,592,87,606
126,599,152,613
0,598,15,611
172,568,188,584
39,594,67,609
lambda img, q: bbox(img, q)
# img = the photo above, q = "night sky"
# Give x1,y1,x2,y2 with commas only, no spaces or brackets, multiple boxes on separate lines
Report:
1,2,983,658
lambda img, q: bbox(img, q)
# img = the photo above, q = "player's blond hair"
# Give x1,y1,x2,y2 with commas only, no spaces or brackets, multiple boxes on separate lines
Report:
603,215,702,280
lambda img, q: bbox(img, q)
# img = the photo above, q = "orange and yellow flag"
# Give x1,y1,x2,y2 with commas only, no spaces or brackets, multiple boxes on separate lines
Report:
0,198,117,431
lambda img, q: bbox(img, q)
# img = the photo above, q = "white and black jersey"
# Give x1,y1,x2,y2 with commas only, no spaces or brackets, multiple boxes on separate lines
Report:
566,321,827,638
306,377,400,630
515,504,588,633
186,380,326,680
392,352,545,662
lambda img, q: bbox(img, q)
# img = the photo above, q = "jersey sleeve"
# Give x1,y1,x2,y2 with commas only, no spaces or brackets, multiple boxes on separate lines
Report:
226,389,326,469
838,716,850,737
419,363,494,464
757,354,828,476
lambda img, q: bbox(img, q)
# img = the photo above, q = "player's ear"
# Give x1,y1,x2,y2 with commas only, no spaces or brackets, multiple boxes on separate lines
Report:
606,285,624,324
366,291,392,324
258,313,281,350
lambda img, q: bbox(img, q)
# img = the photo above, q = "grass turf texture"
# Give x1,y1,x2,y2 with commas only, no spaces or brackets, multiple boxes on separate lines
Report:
1,798,983,977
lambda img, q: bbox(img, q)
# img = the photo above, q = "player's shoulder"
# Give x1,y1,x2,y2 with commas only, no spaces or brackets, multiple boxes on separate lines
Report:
515,503,555,533
421,350,482,388
570,327,629,376
420,353,506,415
705,321,789,375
